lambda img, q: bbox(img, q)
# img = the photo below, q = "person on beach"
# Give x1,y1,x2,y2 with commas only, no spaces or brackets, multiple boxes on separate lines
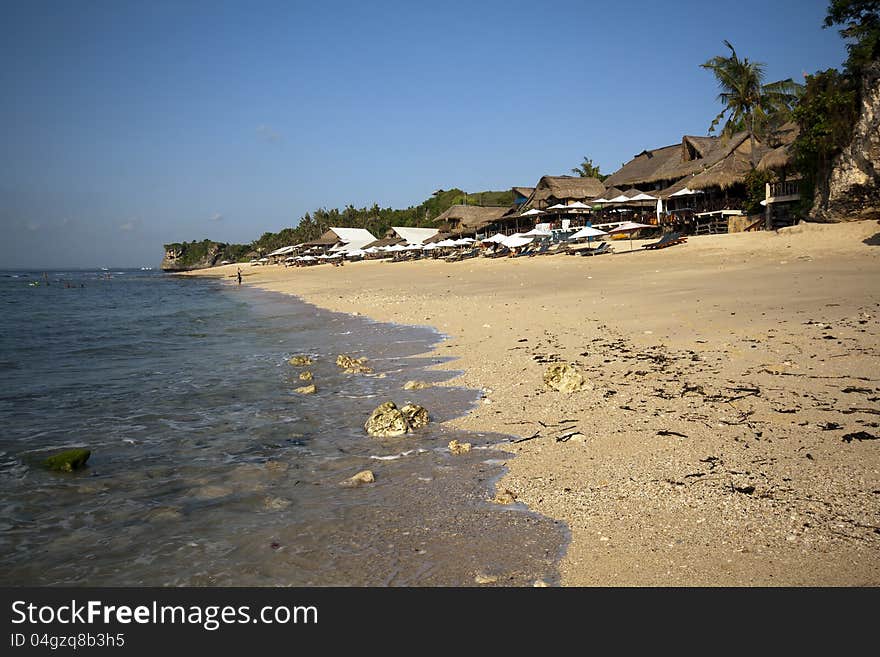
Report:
236,267,242,285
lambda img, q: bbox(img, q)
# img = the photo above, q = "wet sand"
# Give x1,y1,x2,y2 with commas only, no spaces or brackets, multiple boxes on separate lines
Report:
188,220,880,585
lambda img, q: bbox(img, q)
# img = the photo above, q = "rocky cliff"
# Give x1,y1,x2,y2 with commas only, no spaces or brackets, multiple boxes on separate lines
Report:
161,241,225,271
811,59,880,222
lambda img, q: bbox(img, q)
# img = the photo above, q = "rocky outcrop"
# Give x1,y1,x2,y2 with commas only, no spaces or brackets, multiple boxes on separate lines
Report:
288,355,313,366
811,60,880,222
160,241,229,271
294,384,316,394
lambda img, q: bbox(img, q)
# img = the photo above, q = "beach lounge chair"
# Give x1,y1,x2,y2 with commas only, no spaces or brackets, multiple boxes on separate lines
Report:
483,246,510,258
579,242,612,256
529,242,550,257
642,232,687,250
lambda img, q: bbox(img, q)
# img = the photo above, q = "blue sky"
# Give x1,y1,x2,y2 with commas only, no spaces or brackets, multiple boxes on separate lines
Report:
0,0,848,268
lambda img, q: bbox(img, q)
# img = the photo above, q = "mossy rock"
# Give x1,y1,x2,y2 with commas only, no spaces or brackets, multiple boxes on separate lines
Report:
299,371,313,381
403,380,432,390
44,448,91,472
288,355,313,366
294,384,316,394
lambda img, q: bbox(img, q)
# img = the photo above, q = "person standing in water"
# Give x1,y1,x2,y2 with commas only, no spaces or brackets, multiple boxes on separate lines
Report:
236,267,242,285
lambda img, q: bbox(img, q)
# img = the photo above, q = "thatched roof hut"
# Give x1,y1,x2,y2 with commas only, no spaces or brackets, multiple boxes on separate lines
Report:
603,134,762,190
432,205,510,235
757,145,793,172
522,176,606,210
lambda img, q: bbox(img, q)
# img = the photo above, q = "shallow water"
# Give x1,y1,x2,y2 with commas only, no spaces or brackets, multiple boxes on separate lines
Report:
0,270,565,585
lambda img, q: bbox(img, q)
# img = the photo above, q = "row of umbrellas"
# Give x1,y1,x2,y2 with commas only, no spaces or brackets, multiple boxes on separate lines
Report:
265,220,657,264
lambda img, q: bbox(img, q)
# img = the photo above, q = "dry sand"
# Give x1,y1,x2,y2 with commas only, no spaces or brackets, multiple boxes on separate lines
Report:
188,221,880,586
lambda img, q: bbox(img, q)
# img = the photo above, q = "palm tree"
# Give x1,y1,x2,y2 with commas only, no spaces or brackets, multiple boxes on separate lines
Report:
570,156,607,180
701,41,801,166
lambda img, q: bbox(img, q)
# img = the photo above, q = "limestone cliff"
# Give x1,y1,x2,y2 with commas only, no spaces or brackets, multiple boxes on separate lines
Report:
811,59,880,222
161,241,225,271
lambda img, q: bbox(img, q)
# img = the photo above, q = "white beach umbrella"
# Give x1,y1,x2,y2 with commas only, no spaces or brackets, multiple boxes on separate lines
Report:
547,203,568,210
628,192,658,202
569,226,608,240
422,243,438,250
482,233,507,243
501,235,534,249
566,201,591,210
520,208,545,217
591,197,611,204
607,221,654,251
405,243,423,251
434,239,457,247
523,227,552,237
669,187,704,197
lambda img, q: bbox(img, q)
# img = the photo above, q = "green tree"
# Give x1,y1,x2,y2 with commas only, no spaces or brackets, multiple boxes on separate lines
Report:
701,41,801,166
825,0,880,76
570,156,607,180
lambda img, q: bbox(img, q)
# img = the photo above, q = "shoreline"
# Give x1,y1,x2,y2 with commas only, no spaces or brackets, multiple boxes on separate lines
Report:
184,221,880,585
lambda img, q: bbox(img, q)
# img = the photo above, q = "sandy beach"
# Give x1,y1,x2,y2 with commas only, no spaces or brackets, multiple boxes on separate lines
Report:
187,221,880,586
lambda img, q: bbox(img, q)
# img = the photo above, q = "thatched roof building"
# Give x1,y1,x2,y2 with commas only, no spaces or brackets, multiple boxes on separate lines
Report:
522,176,606,210
432,205,510,235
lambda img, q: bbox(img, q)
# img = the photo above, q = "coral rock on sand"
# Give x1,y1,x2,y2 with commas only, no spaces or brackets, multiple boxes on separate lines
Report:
294,384,316,394
543,363,589,393
448,439,472,455
336,354,373,374
364,402,410,437
400,403,429,429
341,470,375,487
299,371,313,381
492,488,517,505
288,355,312,366
44,448,91,472
403,380,432,390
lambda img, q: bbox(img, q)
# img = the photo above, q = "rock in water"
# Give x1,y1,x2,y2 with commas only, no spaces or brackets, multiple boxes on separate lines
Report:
263,496,292,510
294,384,316,394
299,371,313,381
448,439,472,455
341,470,375,487
401,403,429,429
288,355,312,366
543,363,587,393
336,354,373,374
364,402,410,437
403,380,432,390
44,448,91,472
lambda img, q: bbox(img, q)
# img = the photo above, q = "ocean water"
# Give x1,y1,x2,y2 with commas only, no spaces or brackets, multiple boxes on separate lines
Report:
0,269,565,586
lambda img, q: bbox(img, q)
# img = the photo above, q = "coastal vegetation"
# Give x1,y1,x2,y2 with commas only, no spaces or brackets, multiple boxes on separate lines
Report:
570,156,608,181
700,40,801,166
792,0,879,212
164,187,514,264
